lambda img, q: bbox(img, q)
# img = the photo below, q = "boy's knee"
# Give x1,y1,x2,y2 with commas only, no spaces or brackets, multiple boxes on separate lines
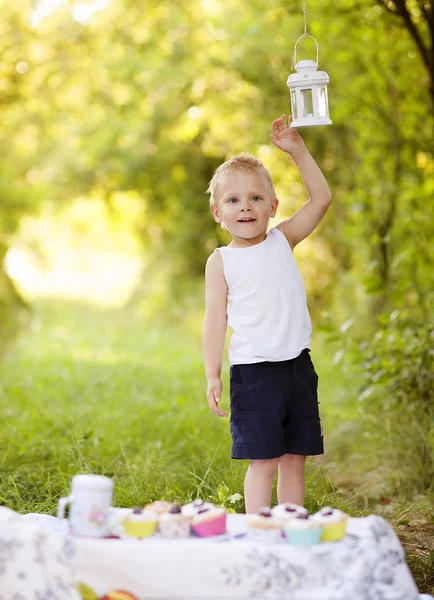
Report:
250,457,280,476
279,453,306,469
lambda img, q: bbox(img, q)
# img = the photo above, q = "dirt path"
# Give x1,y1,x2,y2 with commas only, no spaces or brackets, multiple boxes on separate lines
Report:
394,521,434,595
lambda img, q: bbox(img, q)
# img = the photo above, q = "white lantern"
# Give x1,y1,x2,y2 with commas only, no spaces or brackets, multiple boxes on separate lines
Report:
286,34,332,128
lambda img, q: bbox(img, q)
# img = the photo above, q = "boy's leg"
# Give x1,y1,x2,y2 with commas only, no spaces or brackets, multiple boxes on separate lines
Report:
244,457,280,514
277,453,306,506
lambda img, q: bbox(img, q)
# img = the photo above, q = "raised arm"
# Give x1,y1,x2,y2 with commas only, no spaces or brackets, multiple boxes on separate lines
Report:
203,251,228,417
270,114,332,249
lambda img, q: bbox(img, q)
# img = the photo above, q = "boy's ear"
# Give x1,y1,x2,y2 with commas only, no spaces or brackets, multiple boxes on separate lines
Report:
210,203,222,223
270,197,279,218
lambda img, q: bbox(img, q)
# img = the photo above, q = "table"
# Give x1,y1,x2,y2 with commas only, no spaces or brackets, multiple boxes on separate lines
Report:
24,511,433,600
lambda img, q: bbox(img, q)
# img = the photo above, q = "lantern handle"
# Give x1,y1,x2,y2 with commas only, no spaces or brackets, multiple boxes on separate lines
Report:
292,33,319,69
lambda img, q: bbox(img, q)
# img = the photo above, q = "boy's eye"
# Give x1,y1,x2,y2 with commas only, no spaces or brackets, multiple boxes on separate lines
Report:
252,196,261,201
228,198,238,204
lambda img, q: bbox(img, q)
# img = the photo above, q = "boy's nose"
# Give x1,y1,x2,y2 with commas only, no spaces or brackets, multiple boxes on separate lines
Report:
240,203,251,211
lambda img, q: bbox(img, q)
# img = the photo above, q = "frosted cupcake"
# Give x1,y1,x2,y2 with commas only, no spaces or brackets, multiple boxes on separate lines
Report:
247,507,282,544
144,500,172,516
158,504,192,539
271,502,308,526
190,505,227,538
311,507,348,541
181,499,214,517
122,508,157,538
283,514,323,546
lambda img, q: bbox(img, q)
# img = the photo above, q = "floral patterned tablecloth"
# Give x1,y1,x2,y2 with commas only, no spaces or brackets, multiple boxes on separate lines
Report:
18,510,433,600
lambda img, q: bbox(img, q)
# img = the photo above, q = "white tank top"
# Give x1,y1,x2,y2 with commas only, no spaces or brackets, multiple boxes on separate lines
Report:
217,227,311,365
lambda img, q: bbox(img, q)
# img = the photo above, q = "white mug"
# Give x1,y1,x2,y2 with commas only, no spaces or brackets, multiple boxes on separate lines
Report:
57,474,113,537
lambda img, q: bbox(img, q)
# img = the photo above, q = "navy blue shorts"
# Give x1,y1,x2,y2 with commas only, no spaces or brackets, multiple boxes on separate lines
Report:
229,349,324,460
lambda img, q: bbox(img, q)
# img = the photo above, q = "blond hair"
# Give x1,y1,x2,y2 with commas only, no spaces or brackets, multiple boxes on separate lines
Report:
206,153,276,205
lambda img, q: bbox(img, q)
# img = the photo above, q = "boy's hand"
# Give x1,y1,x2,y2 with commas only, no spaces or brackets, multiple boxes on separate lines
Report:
270,114,305,155
207,377,228,417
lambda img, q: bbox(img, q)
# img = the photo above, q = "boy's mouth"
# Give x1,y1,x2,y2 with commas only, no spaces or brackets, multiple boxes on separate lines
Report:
237,218,256,223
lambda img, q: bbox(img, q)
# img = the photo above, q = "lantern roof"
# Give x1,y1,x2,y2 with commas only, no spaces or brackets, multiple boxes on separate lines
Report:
287,60,330,88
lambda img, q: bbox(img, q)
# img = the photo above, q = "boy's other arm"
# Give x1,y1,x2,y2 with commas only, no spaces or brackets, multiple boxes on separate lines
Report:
203,251,228,418
271,115,332,249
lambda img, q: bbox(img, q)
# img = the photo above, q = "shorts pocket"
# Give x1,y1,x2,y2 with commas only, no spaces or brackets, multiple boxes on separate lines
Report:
230,363,263,388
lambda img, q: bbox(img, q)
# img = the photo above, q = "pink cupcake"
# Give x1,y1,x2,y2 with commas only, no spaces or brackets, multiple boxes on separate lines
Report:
190,505,227,538
181,499,214,517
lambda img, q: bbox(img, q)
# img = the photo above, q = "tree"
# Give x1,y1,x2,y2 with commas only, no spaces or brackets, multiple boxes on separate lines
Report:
376,0,434,108
0,0,432,326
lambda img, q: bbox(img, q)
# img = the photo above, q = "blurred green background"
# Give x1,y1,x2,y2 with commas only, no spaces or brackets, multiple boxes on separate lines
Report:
0,0,433,591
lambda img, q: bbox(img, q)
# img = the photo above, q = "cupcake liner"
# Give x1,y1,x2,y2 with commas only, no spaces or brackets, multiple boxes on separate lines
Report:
123,520,157,538
159,519,191,539
247,526,282,544
284,526,323,546
191,513,227,538
320,519,348,541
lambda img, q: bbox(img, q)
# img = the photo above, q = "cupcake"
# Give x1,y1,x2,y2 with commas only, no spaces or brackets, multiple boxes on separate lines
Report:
311,507,348,541
190,505,227,538
158,504,192,539
122,508,157,538
283,514,323,546
247,507,282,543
143,500,172,516
271,502,308,526
181,499,214,517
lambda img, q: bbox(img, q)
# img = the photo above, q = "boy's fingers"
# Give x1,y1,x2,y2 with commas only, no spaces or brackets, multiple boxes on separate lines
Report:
212,401,227,417
208,391,227,417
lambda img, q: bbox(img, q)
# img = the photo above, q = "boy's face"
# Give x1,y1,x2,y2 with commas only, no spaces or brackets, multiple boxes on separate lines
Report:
210,170,278,244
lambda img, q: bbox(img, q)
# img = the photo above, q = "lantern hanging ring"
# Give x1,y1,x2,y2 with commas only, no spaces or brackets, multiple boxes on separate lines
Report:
292,34,319,70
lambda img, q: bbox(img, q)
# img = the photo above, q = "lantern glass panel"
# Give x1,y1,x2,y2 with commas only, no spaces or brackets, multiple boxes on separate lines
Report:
291,90,298,119
301,88,314,116
318,87,328,117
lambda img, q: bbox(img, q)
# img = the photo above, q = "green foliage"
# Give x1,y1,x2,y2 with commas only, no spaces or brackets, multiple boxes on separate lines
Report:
360,318,433,414
1,0,432,305
0,0,431,503
349,315,434,494
208,482,243,514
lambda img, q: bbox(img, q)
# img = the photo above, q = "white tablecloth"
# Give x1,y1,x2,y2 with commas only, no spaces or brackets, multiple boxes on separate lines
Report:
0,507,80,600
23,511,433,600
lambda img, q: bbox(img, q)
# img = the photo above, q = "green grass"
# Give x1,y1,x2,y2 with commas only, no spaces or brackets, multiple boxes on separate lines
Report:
0,298,351,516
0,297,432,593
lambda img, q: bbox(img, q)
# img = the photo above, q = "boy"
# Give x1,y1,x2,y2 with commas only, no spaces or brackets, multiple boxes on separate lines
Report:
203,114,332,514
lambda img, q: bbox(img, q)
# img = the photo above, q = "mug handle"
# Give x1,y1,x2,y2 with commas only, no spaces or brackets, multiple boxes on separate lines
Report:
57,495,74,520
